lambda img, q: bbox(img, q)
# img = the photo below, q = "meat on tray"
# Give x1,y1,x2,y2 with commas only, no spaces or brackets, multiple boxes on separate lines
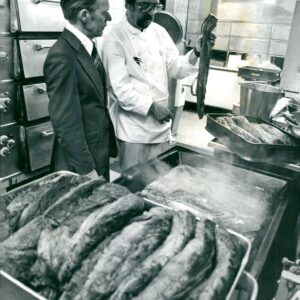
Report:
76,207,172,300
60,231,121,300
110,210,197,300
37,193,145,286
44,181,130,234
187,226,245,300
18,175,90,229
135,219,216,300
0,216,55,284
0,175,246,300
216,115,297,145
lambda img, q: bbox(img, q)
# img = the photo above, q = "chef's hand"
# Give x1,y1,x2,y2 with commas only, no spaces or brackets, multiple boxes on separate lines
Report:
149,102,173,124
195,32,217,52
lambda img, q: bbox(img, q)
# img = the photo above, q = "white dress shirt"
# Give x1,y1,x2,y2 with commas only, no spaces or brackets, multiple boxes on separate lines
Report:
102,18,197,143
66,22,93,56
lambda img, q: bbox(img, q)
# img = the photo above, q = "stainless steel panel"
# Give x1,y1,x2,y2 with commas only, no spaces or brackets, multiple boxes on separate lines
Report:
272,24,291,40
231,23,272,39
18,39,56,78
0,82,16,125
281,1,300,93
0,0,10,33
269,40,288,57
0,123,21,179
188,0,211,21
214,36,229,51
229,37,269,54
22,83,49,121
0,36,13,80
215,21,231,36
12,0,66,32
24,121,54,172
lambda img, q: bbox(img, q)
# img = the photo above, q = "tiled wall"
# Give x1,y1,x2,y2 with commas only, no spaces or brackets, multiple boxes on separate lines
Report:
178,0,297,59
187,20,291,59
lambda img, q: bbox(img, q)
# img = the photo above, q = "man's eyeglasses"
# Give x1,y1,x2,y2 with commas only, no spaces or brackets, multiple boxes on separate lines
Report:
137,2,164,13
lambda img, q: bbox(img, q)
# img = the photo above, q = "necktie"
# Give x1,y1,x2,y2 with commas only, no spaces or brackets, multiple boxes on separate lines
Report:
91,43,107,89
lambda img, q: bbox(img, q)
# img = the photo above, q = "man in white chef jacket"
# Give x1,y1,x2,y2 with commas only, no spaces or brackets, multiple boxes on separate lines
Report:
102,0,215,172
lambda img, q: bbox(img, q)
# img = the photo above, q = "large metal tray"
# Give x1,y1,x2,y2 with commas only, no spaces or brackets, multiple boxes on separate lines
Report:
1,169,249,300
0,270,46,300
115,146,288,278
0,269,256,300
1,171,78,205
230,272,258,300
205,113,300,164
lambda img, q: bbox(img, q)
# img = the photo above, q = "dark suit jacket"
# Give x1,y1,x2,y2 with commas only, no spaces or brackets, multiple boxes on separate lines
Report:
44,29,117,180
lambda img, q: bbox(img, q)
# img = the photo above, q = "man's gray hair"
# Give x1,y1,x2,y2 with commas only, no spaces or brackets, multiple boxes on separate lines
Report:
60,0,97,22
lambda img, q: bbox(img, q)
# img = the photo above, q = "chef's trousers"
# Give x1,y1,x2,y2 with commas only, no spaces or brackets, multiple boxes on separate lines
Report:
117,139,170,173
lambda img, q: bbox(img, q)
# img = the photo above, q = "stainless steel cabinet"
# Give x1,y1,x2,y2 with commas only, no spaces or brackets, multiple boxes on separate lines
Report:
11,0,66,32
20,83,49,122
20,121,54,172
16,39,56,78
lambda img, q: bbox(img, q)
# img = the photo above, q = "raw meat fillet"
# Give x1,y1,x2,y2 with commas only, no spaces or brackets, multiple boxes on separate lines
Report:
134,219,216,300
75,207,173,299
110,210,197,300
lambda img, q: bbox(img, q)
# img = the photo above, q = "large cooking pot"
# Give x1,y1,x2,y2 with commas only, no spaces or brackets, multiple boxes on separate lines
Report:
239,82,282,121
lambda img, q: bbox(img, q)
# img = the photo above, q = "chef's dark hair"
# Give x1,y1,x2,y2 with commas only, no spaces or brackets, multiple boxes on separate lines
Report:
60,0,97,21
125,0,136,7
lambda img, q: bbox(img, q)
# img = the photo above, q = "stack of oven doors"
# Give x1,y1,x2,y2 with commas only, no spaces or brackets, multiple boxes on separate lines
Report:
0,0,65,182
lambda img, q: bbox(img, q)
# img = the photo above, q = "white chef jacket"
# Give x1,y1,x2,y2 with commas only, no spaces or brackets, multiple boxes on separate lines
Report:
102,18,197,143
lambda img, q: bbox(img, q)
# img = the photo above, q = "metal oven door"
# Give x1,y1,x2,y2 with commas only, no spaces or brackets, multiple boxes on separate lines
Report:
0,123,21,180
19,83,49,122
10,0,66,33
15,39,56,79
0,36,13,81
0,0,10,33
0,81,17,126
20,121,54,172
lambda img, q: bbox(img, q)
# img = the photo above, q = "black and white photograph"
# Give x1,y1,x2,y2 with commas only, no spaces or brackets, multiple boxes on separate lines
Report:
0,0,300,299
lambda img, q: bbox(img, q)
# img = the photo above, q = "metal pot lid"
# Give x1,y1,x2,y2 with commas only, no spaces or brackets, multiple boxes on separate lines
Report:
153,11,183,45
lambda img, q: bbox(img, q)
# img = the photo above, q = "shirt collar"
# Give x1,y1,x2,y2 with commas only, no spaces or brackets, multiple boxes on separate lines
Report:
66,22,94,55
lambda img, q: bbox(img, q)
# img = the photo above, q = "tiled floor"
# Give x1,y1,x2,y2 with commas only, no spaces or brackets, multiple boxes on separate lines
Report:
175,108,215,150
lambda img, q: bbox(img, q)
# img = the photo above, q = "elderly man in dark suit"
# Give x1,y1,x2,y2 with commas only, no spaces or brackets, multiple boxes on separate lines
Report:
44,0,117,181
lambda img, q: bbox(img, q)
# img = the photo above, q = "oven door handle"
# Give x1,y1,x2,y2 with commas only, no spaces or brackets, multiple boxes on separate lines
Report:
36,87,47,94
41,130,54,138
35,44,52,51
0,51,8,61
33,0,60,4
